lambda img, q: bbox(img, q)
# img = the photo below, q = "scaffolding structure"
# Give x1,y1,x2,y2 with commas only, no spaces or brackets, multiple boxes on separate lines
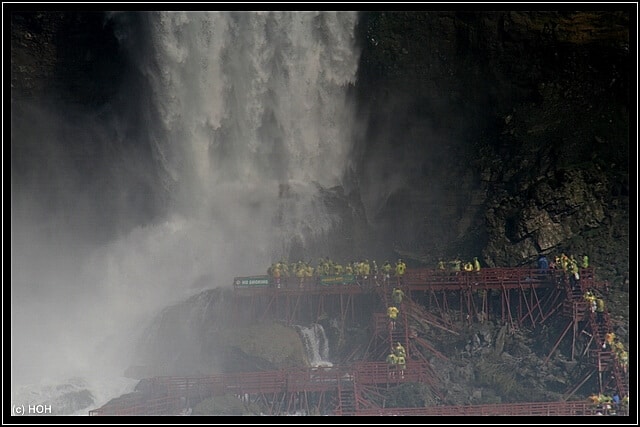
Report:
90,266,628,416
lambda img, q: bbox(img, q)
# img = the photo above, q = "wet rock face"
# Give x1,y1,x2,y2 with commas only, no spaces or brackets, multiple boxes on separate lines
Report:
352,11,629,279
10,12,60,99
11,11,126,106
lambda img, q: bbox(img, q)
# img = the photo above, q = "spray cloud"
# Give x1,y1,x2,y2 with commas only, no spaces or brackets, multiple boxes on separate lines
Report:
11,11,359,412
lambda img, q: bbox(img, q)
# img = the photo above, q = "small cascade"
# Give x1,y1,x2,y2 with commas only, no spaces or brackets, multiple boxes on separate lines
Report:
295,323,333,367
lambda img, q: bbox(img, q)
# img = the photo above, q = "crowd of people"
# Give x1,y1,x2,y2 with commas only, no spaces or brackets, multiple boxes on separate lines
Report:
536,252,590,290
266,257,407,288
588,393,629,415
582,300,631,375
266,252,593,289
436,257,481,272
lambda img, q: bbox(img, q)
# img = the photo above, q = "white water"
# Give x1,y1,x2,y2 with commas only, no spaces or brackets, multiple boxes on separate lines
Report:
11,11,358,415
137,11,360,256
296,324,333,367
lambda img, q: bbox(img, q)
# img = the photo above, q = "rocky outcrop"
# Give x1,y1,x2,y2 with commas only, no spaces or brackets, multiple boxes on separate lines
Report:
130,288,308,376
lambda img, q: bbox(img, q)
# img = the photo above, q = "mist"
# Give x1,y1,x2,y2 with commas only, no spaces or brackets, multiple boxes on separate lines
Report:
10,11,360,412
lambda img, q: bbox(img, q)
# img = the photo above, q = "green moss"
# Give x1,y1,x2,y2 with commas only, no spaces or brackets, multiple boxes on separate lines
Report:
219,321,307,369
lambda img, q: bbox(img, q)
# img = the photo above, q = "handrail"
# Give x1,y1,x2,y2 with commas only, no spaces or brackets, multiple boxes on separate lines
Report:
354,400,601,416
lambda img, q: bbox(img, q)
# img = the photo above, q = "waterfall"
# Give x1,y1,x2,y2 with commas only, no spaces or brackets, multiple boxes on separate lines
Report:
11,11,358,414
295,324,333,367
131,11,361,265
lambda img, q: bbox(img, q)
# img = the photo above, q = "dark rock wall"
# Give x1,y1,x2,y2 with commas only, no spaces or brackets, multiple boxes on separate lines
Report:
10,11,126,105
350,11,630,290
10,10,165,243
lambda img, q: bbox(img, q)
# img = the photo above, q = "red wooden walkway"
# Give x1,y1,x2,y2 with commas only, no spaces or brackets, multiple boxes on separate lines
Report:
90,267,626,416
89,363,619,416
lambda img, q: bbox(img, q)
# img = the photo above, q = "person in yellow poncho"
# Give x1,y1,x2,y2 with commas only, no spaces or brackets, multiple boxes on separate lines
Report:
392,287,405,305
386,353,398,378
387,306,399,330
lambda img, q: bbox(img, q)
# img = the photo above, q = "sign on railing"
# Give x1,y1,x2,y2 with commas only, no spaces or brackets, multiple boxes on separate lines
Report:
234,275,272,287
319,275,356,285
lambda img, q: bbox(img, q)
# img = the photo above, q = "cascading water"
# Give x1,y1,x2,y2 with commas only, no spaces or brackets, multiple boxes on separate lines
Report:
295,324,333,368
132,11,360,262
11,11,359,414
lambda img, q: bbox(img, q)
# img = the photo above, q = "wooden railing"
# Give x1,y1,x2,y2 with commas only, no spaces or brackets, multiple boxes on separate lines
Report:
354,400,604,416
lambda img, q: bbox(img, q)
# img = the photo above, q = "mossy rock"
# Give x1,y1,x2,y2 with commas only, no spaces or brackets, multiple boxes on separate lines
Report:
218,321,307,370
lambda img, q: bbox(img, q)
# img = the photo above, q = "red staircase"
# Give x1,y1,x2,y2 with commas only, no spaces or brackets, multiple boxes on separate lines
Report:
555,270,628,398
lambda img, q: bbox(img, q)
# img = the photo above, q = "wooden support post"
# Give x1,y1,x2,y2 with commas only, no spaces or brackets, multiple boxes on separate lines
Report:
544,319,573,365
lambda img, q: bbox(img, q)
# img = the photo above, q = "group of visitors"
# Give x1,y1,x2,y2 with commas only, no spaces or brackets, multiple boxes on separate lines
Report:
386,342,407,379
267,257,407,288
